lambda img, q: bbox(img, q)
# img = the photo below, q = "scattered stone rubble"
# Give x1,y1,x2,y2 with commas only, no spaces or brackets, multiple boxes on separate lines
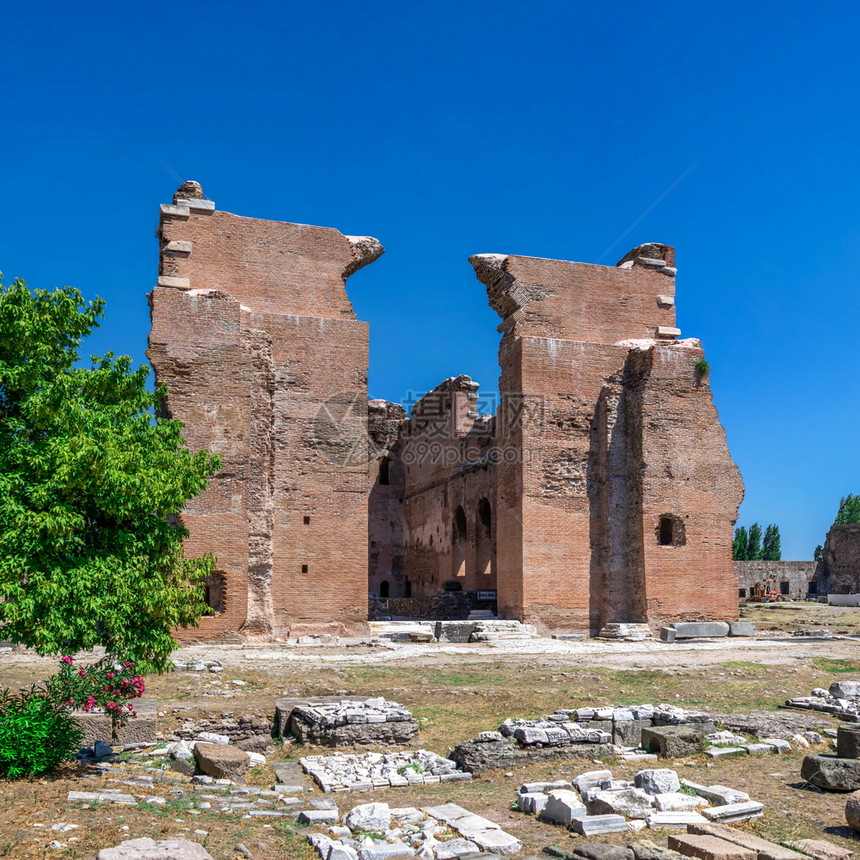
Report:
304,800,522,860
786,680,860,721
275,696,419,746
300,750,471,792
515,767,763,834
290,698,419,746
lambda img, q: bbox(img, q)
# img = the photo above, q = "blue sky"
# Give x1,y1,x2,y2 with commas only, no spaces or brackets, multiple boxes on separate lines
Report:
2,0,857,559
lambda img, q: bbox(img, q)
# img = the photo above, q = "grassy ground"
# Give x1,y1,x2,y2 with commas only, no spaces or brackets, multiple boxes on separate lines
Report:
2,602,860,859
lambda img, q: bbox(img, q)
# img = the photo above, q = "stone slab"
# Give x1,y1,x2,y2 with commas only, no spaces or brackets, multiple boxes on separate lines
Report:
470,830,522,856
96,837,214,860
671,623,730,639
571,815,628,835
74,698,157,746
837,725,860,759
667,834,755,860
680,782,749,805
701,801,764,823
68,791,137,805
728,621,756,637
422,803,471,824
660,627,677,643
646,812,707,829
787,842,852,860
687,823,809,860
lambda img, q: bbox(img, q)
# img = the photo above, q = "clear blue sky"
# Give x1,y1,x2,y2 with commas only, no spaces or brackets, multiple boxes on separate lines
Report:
3,1,858,560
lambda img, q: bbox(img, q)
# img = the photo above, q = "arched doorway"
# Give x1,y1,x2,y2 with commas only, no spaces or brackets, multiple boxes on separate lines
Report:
476,498,492,576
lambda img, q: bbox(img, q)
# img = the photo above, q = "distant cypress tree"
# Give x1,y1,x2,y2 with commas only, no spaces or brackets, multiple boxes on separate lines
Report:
761,524,782,561
747,522,763,560
835,495,860,525
732,526,749,561
814,544,823,562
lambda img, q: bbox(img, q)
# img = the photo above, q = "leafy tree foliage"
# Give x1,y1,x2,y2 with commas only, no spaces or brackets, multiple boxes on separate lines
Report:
814,544,823,562
835,495,860,525
732,522,781,561
0,276,219,671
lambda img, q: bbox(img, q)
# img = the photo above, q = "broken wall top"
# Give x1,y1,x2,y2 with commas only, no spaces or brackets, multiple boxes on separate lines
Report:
158,183,383,319
469,243,678,344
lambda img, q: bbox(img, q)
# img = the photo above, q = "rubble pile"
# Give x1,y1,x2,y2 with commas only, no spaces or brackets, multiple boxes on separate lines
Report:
305,801,521,860
786,681,860,721
515,767,763,834
300,750,471,793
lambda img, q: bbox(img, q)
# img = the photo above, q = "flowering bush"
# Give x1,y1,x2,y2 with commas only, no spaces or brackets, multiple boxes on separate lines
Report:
48,655,145,737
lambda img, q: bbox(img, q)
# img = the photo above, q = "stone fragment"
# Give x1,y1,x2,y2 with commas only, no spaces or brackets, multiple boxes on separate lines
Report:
646,812,707,829
540,790,588,826
614,721,652,747
328,845,359,860
727,622,755,636
588,788,655,819
573,770,613,791
837,725,860,759
357,843,414,860
96,838,215,859
701,801,764,823
299,809,340,825
434,839,480,859
634,769,681,795
847,789,860,832
680,782,749,805
706,748,746,759
518,792,549,814
671,622,730,639
470,830,522,856
631,840,685,860
421,804,471,824
743,744,773,756
801,754,860,791
654,793,707,812
787,842,852,860
760,738,790,753
687,823,808,860
660,628,677,643
194,742,250,781
68,791,137,805
830,681,860,700
641,727,704,758
571,815,628,836
667,834,755,860
573,844,634,860
345,803,391,832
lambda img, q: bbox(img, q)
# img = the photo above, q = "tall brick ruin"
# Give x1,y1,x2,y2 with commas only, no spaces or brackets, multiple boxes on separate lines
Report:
148,182,382,640
148,184,743,639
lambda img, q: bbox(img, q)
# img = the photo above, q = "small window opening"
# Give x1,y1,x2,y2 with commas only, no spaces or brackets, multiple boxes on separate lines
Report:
780,580,790,595
657,514,686,546
379,580,390,598
203,571,226,615
809,581,818,595
303,515,311,525
378,457,391,486
738,588,747,598
404,579,412,598
301,564,309,573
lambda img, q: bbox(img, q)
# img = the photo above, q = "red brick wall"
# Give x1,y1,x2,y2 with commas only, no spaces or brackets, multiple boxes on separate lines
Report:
148,191,381,640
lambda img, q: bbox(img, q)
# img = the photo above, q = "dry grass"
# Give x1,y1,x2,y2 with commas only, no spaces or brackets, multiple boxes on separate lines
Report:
2,603,860,858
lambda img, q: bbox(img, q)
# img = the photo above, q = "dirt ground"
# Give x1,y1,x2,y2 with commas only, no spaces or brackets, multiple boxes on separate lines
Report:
3,602,860,860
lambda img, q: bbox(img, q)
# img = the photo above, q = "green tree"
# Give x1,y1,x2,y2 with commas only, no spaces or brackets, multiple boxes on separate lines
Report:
747,522,763,560
761,524,782,561
814,544,823,562
732,526,749,561
835,495,860,525
0,275,219,672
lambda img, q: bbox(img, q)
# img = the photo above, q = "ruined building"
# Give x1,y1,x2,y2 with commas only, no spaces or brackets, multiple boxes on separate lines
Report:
148,183,744,640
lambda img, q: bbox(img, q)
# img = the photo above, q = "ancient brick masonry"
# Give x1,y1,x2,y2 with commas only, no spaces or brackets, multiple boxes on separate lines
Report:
148,182,383,640
464,244,744,631
149,184,743,638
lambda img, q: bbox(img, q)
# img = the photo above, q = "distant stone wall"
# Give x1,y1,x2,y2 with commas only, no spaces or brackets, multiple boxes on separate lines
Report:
734,560,815,600
812,524,860,596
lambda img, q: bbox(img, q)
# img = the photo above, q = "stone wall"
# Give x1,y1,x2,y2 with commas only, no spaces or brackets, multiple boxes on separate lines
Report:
368,592,473,620
148,183,382,640
735,560,815,600
812,524,860,596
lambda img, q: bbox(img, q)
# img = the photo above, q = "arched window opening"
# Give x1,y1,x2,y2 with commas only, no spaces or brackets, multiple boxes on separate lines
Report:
657,515,686,547
379,580,390,598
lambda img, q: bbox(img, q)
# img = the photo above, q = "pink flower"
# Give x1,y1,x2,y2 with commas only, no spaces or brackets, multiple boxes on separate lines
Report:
61,656,73,665
78,669,87,678
106,672,114,679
